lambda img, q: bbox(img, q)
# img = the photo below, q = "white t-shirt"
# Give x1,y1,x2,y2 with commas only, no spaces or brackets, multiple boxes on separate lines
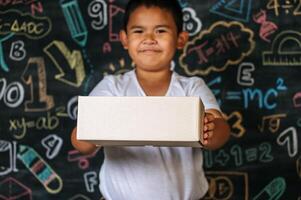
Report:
89,70,220,200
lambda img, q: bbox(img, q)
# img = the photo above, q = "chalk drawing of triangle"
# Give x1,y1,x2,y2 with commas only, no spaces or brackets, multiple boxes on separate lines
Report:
210,0,252,22
226,0,244,13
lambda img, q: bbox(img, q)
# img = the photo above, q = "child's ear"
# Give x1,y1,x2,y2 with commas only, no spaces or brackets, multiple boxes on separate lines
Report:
119,30,128,49
177,31,189,49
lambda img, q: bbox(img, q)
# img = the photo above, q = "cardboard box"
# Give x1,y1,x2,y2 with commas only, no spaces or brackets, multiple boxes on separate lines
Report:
77,96,204,147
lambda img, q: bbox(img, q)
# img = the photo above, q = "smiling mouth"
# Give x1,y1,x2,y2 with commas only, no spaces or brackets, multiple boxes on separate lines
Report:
139,49,161,53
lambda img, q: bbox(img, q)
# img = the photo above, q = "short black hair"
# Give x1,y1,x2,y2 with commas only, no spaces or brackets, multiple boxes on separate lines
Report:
123,0,183,33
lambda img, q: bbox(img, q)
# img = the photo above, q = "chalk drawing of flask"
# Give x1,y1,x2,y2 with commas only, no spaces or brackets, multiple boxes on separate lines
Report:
17,145,63,194
60,0,88,47
0,140,17,176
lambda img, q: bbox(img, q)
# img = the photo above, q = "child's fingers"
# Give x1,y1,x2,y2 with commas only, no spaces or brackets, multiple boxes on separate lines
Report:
203,131,213,139
204,113,215,123
202,139,208,145
204,122,215,131
202,113,216,146
202,137,210,145
202,131,213,147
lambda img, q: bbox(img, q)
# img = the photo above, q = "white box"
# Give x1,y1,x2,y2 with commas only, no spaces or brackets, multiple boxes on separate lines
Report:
77,96,204,147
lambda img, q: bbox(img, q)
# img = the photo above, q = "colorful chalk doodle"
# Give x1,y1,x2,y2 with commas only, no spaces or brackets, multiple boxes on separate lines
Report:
0,0,300,199
266,0,301,16
179,21,255,75
0,10,52,39
210,0,253,22
263,30,301,66
182,7,202,36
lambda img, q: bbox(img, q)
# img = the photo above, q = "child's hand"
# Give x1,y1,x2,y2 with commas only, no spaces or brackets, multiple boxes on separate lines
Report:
201,112,215,146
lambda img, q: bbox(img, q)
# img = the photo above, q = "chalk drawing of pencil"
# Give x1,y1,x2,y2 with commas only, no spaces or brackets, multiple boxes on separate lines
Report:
60,0,88,47
17,145,63,194
0,33,14,72
253,177,286,200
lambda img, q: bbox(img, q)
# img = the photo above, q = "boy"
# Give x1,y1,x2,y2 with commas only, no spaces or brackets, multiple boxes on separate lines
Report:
71,0,230,199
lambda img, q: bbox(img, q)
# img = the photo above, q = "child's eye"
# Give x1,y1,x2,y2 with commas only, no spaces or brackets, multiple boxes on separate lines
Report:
132,29,143,34
156,29,167,33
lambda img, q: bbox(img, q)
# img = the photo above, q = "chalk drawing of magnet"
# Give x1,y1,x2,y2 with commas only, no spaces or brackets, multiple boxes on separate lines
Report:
253,177,286,200
17,145,63,194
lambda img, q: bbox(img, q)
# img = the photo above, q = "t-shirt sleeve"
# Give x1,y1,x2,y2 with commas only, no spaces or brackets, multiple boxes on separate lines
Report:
189,77,221,111
89,75,115,96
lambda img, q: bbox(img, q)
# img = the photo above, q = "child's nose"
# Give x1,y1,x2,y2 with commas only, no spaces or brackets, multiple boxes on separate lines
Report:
143,33,157,44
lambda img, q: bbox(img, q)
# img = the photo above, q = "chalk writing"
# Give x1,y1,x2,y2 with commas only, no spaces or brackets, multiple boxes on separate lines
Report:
225,111,246,138
277,126,298,157
83,171,98,193
182,7,202,36
258,113,286,133
205,143,273,168
225,78,287,109
108,3,124,42
31,1,43,15
21,57,54,112
41,134,63,159
237,62,255,86
0,78,24,108
0,10,51,39
267,0,301,16
179,21,255,75
9,111,60,139
67,96,78,120
88,0,108,30
9,40,26,61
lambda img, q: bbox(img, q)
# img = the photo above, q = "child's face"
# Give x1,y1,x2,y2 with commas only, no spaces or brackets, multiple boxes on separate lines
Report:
120,6,188,72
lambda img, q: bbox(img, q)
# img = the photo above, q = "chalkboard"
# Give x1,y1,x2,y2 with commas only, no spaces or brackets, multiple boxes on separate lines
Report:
0,0,301,199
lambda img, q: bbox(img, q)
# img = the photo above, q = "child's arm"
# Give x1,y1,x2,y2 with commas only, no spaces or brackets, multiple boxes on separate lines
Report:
201,109,230,150
71,127,99,154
